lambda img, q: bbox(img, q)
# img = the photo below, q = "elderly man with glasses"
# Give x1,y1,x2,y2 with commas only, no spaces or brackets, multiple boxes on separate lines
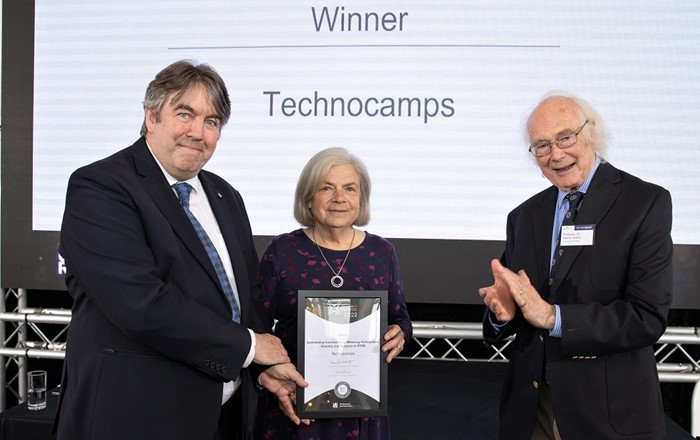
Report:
479,92,673,440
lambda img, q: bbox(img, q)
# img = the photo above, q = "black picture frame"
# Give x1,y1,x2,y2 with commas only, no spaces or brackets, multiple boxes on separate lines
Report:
296,290,388,419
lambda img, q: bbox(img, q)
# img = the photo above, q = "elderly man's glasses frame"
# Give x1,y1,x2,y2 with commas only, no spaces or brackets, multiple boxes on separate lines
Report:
528,120,589,157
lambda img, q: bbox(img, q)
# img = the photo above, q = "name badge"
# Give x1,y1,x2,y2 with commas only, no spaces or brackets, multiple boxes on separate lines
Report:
561,224,595,246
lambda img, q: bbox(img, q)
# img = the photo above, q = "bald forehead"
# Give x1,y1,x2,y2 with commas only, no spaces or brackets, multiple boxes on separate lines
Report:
527,97,581,138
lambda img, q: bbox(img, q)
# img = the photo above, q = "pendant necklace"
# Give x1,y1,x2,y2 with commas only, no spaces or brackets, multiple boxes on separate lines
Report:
312,227,355,288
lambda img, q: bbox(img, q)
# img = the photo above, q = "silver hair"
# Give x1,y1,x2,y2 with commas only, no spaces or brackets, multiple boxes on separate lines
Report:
524,90,608,160
294,147,371,227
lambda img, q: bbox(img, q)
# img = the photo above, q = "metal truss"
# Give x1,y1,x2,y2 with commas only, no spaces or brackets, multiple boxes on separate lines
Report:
407,321,513,362
0,288,70,411
1,291,699,435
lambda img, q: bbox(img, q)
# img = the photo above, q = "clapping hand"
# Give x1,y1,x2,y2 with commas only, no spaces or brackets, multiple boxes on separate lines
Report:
479,259,555,329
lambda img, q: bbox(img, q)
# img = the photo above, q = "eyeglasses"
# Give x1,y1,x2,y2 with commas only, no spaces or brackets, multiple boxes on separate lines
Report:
528,120,589,157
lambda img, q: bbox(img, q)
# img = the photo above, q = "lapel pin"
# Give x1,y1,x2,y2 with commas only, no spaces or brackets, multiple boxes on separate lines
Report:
217,192,223,199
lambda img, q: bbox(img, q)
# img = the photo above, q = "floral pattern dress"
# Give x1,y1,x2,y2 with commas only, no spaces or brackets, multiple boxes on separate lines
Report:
257,229,412,440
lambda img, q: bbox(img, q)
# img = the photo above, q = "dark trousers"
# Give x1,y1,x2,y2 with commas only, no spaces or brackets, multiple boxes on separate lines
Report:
530,382,561,440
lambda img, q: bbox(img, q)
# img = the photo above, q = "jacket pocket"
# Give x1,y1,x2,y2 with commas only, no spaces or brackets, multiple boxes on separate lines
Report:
98,345,166,360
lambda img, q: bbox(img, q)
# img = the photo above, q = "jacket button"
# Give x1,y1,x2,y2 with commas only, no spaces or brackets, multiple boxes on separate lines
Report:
548,278,554,286
204,360,210,367
222,366,228,374
539,335,544,343
532,381,539,389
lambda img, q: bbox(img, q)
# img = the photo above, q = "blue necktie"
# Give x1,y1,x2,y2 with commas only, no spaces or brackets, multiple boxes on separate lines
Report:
549,191,584,280
173,182,241,323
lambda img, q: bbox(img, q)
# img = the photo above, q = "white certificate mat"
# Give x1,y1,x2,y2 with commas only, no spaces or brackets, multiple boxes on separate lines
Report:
297,290,388,418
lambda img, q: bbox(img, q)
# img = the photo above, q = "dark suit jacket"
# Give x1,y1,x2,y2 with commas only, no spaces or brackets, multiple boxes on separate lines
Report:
484,162,673,440
54,138,267,440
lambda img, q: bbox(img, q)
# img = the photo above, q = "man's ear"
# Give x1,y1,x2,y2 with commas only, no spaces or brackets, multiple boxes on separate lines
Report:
144,107,158,133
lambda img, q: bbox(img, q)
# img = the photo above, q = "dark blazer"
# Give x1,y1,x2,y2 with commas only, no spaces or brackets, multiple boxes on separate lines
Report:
484,162,673,440
54,138,267,440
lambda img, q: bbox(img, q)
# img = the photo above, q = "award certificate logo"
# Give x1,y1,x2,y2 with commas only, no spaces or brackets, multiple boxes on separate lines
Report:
334,381,351,399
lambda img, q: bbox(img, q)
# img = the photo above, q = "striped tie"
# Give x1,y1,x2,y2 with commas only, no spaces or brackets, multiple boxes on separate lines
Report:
173,182,241,323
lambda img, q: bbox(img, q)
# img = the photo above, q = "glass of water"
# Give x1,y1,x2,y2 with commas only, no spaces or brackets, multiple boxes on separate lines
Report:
27,370,47,411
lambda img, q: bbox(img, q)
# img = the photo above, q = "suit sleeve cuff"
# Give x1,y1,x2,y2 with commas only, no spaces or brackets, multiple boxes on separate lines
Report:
243,328,255,368
549,304,562,338
487,312,507,333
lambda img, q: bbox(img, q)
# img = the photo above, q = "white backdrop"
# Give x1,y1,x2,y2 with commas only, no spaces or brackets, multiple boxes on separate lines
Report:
33,1,700,245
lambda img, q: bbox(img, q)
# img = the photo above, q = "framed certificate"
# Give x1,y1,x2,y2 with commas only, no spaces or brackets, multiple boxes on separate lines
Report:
297,290,388,418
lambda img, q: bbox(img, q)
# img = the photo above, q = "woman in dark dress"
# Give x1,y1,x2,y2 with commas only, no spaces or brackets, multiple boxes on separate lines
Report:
257,147,412,440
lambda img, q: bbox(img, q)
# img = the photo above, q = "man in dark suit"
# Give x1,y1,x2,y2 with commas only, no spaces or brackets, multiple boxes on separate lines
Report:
479,92,673,440
54,60,307,440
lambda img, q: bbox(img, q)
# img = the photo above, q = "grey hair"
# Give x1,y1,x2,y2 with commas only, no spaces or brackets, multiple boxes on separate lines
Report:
140,60,231,136
524,90,608,160
294,147,371,227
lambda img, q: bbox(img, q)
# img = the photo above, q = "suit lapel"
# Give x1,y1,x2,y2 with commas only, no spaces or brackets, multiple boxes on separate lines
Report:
131,140,223,295
550,162,621,293
532,188,558,298
199,173,251,322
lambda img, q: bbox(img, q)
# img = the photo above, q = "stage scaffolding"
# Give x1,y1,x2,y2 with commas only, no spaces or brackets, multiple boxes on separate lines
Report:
2,288,699,436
